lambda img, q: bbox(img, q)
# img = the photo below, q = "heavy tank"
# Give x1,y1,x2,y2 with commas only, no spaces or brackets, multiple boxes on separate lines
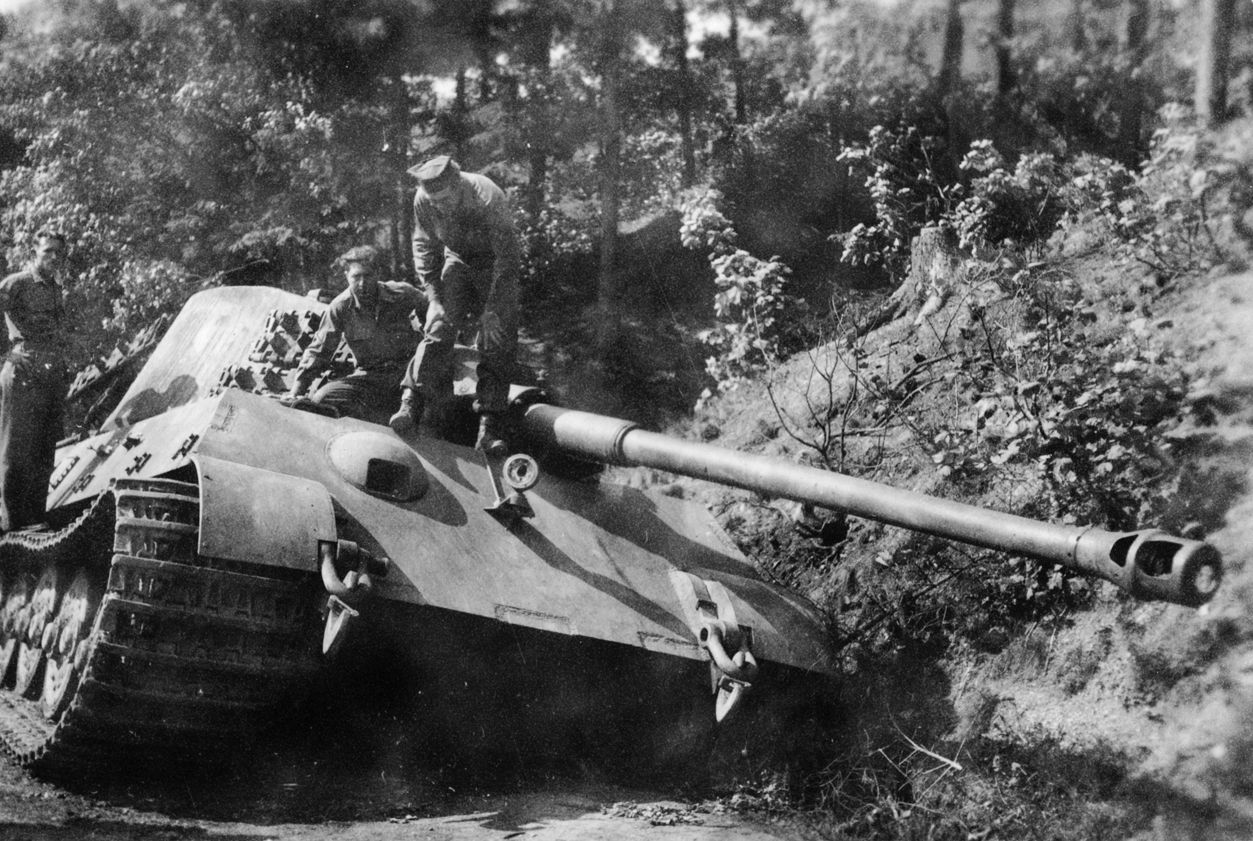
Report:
0,285,1223,781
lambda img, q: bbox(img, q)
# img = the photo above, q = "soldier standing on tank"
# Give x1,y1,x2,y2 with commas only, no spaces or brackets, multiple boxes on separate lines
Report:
389,156,521,456
0,231,71,531
289,245,427,423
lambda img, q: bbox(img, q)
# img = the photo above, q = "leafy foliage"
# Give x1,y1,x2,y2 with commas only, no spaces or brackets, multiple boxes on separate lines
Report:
518,201,599,311
838,129,1068,277
950,142,1066,252
0,4,401,362
837,124,959,277
1068,106,1253,277
679,187,808,403
708,106,854,262
926,267,1192,532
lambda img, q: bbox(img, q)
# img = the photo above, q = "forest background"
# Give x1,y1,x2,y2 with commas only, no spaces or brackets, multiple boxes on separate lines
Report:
2,1,1253,840
0,0,1243,427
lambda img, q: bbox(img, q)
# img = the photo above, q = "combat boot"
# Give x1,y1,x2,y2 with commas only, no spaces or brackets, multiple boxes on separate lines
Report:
475,412,507,457
389,388,424,435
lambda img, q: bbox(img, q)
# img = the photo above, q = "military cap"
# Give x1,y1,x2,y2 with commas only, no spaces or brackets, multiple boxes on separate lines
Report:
408,155,461,194
338,245,380,266
34,230,67,248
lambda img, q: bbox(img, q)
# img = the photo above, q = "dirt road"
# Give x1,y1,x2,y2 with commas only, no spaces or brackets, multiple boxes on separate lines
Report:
0,751,820,841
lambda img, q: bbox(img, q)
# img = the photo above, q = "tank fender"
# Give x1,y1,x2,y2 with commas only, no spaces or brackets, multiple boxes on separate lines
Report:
193,455,336,570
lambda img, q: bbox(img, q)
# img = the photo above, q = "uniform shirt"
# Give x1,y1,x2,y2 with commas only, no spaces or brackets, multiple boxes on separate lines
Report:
0,267,64,350
296,281,426,377
412,172,521,299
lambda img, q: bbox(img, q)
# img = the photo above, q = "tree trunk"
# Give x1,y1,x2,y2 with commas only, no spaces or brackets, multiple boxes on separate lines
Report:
475,44,493,102
517,9,555,223
453,67,469,160
1115,0,1151,166
1125,0,1149,56
1196,0,1236,127
936,0,964,98
728,0,746,124
938,0,967,172
1067,0,1085,52
527,148,549,222
390,76,414,283
995,0,1015,98
529,40,552,221
596,5,624,350
669,0,696,186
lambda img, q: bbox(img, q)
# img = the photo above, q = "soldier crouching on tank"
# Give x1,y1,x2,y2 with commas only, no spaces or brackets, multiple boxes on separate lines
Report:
0,230,72,531
390,156,521,456
288,245,427,423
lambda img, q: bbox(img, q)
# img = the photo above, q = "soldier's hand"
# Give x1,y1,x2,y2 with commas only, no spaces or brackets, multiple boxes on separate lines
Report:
424,299,446,332
480,311,505,351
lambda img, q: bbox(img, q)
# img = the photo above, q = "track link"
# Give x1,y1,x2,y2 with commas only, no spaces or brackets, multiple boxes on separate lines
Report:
0,478,322,778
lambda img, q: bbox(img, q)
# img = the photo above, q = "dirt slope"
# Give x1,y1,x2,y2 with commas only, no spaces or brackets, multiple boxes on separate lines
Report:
939,267,1253,839
620,254,1253,838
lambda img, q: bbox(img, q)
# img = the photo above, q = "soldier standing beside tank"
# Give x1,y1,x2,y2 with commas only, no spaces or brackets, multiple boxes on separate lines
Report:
390,156,521,456
0,231,71,531
289,245,427,423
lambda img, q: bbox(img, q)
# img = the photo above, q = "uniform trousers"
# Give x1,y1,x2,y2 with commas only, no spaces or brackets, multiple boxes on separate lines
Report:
0,349,65,530
404,255,518,414
309,364,407,424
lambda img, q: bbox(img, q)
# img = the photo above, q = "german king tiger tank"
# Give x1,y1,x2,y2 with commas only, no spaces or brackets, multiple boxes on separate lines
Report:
0,285,1223,781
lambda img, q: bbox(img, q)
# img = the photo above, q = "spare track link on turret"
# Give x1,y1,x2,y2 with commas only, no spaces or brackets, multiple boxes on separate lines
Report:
0,478,321,779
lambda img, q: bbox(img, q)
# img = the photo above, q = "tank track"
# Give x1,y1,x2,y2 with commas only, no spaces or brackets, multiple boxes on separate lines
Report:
0,478,321,779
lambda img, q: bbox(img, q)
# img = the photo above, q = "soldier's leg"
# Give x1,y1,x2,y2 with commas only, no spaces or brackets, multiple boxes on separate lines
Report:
394,257,476,434
359,368,405,423
313,370,402,424
0,361,21,530
311,373,371,420
0,361,52,530
472,271,519,453
27,383,65,526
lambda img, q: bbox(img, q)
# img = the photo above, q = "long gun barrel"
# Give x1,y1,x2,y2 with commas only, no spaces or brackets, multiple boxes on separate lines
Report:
520,404,1222,607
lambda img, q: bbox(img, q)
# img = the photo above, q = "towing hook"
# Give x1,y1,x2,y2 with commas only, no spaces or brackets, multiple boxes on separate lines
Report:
699,620,759,684
714,676,750,724
319,539,379,604
700,620,758,723
319,539,380,658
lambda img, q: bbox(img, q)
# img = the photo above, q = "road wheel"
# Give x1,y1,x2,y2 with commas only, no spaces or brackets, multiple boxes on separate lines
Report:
0,572,32,688
42,569,102,720
15,566,61,699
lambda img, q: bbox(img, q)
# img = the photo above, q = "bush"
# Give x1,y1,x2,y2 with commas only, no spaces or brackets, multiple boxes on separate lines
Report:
838,129,1069,276
709,106,862,266
518,202,599,312
0,7,402,365
679,187,810,404
950,141,1066,253
1067,106,1253,278
924,266,1192,533
835,123,958,277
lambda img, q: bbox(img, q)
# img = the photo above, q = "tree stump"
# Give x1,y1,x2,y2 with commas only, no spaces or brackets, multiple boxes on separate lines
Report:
852,227,964,341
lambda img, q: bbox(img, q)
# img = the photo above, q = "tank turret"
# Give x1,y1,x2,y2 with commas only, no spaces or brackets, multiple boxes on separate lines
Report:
0,285,1222,784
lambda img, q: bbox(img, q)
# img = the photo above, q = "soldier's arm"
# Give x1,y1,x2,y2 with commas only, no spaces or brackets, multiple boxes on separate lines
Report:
483,193,521,296
0,274,19,354
0,273,18,316
411,202,443,302
290,309,341,394
403,284,429,331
